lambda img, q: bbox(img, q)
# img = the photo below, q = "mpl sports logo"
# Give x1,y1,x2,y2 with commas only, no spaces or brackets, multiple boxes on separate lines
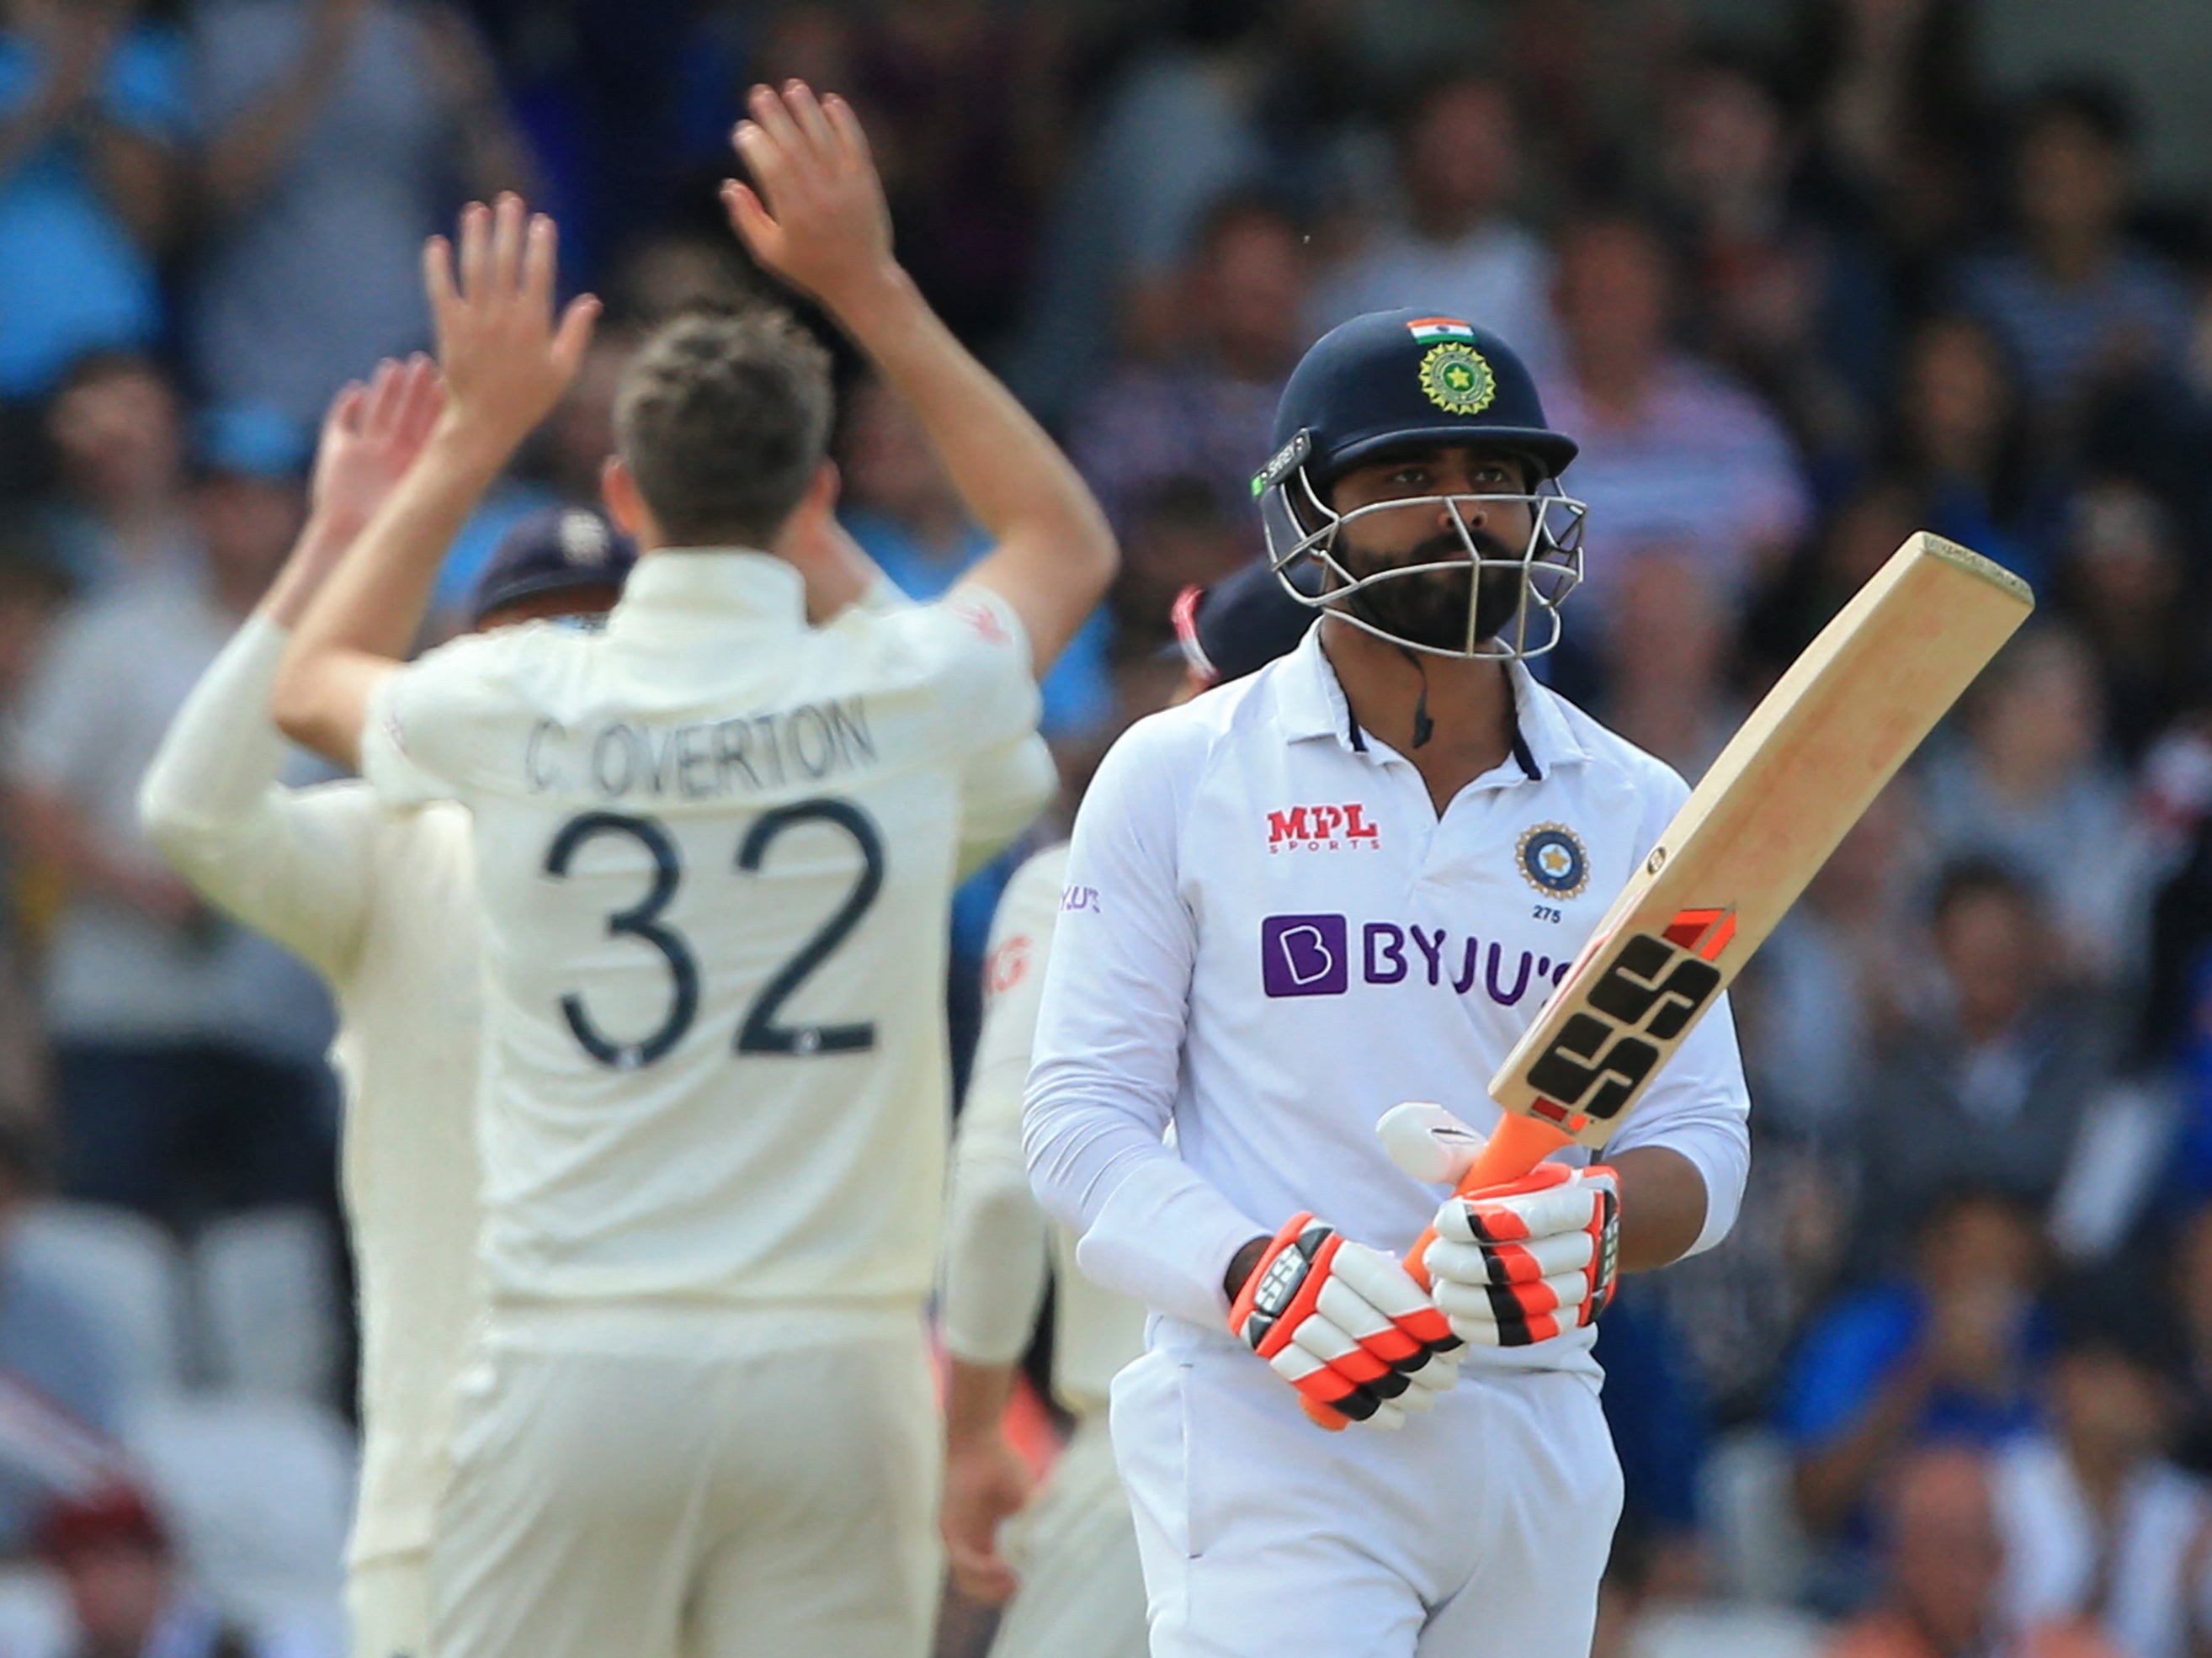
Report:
1265,803,1381,853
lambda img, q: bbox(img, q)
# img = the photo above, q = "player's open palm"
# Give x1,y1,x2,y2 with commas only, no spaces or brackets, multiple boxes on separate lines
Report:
723,81,895,309
940,1429,1032,1605
423,194,598,456
311,355,445,532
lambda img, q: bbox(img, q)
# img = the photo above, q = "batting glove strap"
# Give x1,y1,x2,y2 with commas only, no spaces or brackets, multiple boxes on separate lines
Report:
1229,1214,1463,1428
1422,1166,1620,1349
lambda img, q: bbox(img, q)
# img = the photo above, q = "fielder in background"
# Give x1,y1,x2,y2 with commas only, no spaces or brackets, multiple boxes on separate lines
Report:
141,370,1056,1658
138,360,638,1658
1024,311,1752,1658
270,75,1113,1658
940,560,1316,1658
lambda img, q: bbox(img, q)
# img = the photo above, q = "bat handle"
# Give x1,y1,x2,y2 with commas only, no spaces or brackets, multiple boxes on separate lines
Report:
1302,1112,1575,1432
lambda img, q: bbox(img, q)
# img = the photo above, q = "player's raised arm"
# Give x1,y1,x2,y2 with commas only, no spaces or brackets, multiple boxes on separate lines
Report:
274,194,598,768
141,359,445,972
723,81,1115,675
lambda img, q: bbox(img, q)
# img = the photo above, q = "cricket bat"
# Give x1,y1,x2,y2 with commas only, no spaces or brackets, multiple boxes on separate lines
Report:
1306,533,2032,1428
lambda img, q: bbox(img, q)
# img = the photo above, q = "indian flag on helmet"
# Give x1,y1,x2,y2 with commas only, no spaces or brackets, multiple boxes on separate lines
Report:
1406,316,1477,343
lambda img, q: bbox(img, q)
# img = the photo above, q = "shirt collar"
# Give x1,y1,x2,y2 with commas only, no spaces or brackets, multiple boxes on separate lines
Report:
1272,624,1590,776
1506,658,1591,777
1272,624,1353,744
606,549,806,639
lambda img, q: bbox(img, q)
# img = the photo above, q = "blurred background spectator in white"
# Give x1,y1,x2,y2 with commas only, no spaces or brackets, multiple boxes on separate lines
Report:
8,407,332,1235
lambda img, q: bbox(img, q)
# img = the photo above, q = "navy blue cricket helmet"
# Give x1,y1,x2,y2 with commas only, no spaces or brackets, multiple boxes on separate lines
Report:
1253,310,1588,660
469,507,637,629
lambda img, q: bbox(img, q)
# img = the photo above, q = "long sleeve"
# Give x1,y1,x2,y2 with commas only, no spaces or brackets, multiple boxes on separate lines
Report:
856,569,1055,877
136,614,377,980
939,849,1065,1364
1604,995,1752,1257
1024,719,1265,1331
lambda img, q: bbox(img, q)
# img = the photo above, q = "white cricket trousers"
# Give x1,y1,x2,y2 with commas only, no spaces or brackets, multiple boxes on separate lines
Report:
347,1550,428,1658
989,1411,1149,1658
1112,1335,1622,1658
427,1301,940,1658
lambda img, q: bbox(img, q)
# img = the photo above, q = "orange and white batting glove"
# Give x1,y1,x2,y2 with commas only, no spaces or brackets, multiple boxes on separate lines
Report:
1228,1214,1463,1428
1422,1164,1620,1347
1377,1102,1622,1349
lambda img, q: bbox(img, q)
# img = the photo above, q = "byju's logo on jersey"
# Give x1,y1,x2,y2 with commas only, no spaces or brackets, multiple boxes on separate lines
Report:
1260,914,1348,997
1259,913,1573,1007
1266,803,1382,853
1517,823,1590,898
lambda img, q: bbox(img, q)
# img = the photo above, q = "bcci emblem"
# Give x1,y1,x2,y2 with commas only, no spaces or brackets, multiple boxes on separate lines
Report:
1418,343,1497,416
1517,823,1589,899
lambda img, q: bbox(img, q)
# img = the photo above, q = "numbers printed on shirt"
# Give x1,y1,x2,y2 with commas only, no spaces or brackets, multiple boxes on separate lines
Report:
542,800,885,1070
1531,904,1562,923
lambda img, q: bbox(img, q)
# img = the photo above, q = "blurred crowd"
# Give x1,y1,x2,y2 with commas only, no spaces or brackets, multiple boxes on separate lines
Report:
0,0,2209,1655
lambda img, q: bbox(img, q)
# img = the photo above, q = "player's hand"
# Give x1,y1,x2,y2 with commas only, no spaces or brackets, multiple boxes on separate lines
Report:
1422,1164,1621,1347
422,194,598,462
310,356,446,534
940,1428,1032,1605
1230,1214,1462,1429
722,81,896,312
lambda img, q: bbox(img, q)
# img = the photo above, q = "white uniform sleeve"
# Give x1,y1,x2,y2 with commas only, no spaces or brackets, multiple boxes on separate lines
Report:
1597,766,1753,1257
136,615,376,980
844,572,1055,874
955,736,1057,880
1024,719,1267,1331
940,850,1064,1365
358,632,516,808
885,585,1044,764
855,572,910,614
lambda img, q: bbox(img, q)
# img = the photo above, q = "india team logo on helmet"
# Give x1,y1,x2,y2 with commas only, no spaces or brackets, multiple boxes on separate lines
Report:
1253,309,1590,661
1418,344,1497,415
1407,317,1499,417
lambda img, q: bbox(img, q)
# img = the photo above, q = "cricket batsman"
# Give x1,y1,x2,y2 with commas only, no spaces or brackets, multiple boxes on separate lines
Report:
1024,311,1752,1656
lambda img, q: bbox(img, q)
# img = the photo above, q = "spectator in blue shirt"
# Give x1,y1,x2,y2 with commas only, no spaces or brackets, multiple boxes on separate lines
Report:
1783,1186,2050,1559
0,0,184,401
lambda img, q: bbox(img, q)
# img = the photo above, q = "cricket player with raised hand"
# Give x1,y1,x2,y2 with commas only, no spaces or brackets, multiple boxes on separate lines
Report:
271,79,1114,1658
1024,312,1752,1657
136,355,635,1658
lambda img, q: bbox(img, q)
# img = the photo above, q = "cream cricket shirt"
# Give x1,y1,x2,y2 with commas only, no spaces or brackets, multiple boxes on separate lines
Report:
942,844,1146,1418
1024,626,1751,1376
139,617,480,1566
362,551,1041,1311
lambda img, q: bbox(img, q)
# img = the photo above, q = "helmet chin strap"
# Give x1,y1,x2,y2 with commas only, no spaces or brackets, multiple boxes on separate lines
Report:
1329,577,1438,750
1400,646,1435,750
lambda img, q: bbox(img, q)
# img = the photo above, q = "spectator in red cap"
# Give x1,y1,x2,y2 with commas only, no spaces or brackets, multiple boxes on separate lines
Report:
39,1482,313,1658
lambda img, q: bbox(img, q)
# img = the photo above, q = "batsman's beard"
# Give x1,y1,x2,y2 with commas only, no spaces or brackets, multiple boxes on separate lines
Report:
1336,528,1529,654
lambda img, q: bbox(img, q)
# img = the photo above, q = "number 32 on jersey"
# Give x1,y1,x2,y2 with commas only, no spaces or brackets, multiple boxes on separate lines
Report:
541,799,884,1071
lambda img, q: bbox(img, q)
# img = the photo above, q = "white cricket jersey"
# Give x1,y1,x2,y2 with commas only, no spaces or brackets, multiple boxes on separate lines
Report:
942,844,1146,1418
1024,625,1751,1375
137,617,480,1566
361,551,1042,1312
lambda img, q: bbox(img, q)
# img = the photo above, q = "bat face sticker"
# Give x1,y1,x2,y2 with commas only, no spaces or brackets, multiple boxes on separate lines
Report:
1518,911,1731,1135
